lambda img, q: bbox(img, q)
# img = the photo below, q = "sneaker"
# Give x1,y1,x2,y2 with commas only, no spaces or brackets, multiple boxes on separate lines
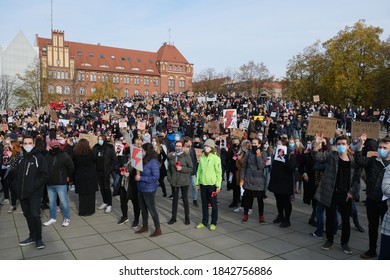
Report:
62,219,70,227
208,203,212,209
341,243,352,254
273,216,283,223
69,185,75,191
360,250,377,259
168,195,173,199
355,224,365,233
3,199,9,204
97,203,108,210
233,207,244,213
36,240,45,250
43,218,57,226
131,220,139,229
309,232,322,238
209,224,217,231
321,241,333,251
19,237,35,246
248,209,253,215
56,206,61,212
196,223,206,229
242,214,248,223
193,200,199,207
118,217,129,225
105,205,112,213
259,216,266,224
8,206,16,213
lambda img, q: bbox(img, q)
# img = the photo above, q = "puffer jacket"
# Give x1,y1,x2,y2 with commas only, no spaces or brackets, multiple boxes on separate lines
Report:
167,151,193,187
16,147,48,200
312,150,359,207
240,151,265,191
137,158,160,192
45,148,75,185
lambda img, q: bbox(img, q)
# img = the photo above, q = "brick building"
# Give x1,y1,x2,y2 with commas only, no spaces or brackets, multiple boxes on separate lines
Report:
35,30,193,101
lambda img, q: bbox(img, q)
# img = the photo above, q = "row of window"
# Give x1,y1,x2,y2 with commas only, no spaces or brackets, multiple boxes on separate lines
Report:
48,71,69,80
77,72,161,86
169,65,184,72
48,85,161,97
76,51,153,64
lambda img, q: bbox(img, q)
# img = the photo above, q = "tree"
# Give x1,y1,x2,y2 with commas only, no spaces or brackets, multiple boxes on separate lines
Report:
90,76,121,100
323,20,387,105
192,68,225,93
0,75,16,109
238,60,270,94
14,58,56,108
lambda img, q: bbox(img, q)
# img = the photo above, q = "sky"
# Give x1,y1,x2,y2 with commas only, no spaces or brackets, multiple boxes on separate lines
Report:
1,0,389,79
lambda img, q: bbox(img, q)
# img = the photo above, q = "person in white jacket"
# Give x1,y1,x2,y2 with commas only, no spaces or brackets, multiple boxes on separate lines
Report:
379,137,390,260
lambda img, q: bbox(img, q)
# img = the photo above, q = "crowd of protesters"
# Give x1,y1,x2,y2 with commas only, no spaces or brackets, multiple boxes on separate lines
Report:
0,91,389,259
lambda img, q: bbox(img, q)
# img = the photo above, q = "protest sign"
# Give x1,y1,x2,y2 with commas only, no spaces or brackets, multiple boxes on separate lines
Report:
223,109,237,129
130,145,143,171
313,95,320,102
79,133,97,147
194,148,203,162
253,115,264,121
206,96,217,102
373,111,380,116
231,129,244,139
351,121,380,139
115,143,124,156
58,119,70,127
0,124,8,132
197,96,206,103
163,98,169,103
207,121,220,134
307,116,337,138
137,121,146,130
119,121,127,128
146,104,152,111
241,119,250,130
50,110,58,121
270,112,277,118
103,114,110,121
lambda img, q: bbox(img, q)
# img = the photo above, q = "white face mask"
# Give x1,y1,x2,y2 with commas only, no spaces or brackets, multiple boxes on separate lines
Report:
204,146,212,153
59,140,65,145
23,145,34,153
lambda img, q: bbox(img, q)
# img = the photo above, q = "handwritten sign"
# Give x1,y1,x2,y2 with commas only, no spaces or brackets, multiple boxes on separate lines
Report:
194,148,203,162
137,121,146,131
79,133,97,147
49,110,58,121
307,116,337,139
351,122,380,139
231,129,245,139
313,95,320,102
103,114,110,121
241,119,250,130
208,121,220,134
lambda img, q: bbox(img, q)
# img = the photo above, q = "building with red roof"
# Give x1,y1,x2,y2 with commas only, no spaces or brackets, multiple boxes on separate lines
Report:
35,30,193,101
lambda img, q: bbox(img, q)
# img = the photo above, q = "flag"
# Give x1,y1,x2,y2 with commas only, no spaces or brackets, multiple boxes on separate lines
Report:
130,145,143,171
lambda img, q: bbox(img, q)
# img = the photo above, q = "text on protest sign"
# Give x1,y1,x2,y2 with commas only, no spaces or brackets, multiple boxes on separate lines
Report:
351,121,380,139
307,116,337,139
207,121,220,134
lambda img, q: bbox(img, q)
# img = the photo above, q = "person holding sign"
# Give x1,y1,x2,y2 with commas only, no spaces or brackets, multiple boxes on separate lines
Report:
195,139,222,231
312,134,360,255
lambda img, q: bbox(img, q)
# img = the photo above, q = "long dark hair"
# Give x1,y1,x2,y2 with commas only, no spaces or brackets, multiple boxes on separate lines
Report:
142,142,157,166
74,139,92,156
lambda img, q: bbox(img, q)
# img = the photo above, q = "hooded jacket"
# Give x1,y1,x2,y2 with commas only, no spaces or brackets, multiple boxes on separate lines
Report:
16,147,49,200
45,147,75,185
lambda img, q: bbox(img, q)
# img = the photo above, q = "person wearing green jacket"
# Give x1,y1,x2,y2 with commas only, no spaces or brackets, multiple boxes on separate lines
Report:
195,139,222,231
167,140,193,225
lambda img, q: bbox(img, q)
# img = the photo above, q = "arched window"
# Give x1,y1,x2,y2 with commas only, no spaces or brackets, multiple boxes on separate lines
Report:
56,85,62,94
134,89,139,96
124,88,129,97
64,86,70,95
48,85,54,94
79,87,85,96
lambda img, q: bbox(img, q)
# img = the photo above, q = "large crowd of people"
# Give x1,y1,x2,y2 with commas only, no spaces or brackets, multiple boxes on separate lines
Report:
0,92,389,259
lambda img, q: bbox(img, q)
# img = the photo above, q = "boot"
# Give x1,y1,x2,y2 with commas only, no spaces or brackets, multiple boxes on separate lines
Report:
135,225,148,234
150,227,162,237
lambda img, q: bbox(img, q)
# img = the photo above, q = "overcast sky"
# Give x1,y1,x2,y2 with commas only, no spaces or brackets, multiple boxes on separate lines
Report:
1,0,389,79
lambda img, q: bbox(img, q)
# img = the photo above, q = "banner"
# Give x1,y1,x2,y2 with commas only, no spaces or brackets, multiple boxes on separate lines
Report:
79,133,97,147
223,109,237,129
307,116,337,138
130,145,143,171
351,121,380,139
207,121,220,134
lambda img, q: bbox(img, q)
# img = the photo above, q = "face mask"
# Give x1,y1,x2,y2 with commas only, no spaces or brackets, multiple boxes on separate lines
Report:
264,144,269,149
252,146,258,153
142,152,146,158
295,141,300,147
98,140,104,146
203,136,207,141
336,144,347,154
152,141,157,146
59,140,65,145
258,136,263,140
194,142,200,147
5,140,10,145
306,144,312,150
175,149,183,155
288,143,295,149
174,136,180,141
233,144,239,149
378,148,389,159
215,141,220,146
204,146,212,153
23,145,34,153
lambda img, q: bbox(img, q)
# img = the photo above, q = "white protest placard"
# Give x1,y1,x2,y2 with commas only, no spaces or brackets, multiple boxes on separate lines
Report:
58,119,70,127
270,112,277,118
197,96,206,103
223,109,237,129
241,119,250,130
163,98,169,103
130,145,143,171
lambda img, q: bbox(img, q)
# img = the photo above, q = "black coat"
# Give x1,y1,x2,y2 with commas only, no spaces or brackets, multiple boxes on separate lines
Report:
268,151,296,195
73,152,98,195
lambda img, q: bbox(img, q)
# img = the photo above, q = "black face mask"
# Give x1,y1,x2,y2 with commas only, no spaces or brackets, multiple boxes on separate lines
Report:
193,142,200,147
215,141,220,146
233,144,239,149
252,146,258,153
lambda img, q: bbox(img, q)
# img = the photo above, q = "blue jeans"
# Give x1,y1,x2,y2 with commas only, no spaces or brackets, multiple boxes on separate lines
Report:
200,185,218,226
113,172,121,193
47,185,70,220
378,234,390,260
190,175,198,201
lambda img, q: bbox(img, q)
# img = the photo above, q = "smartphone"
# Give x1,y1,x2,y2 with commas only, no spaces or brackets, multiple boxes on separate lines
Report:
211,191,217,197
120,167,126,173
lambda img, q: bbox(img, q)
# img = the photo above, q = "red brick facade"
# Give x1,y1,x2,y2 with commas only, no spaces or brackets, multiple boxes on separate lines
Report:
35,30,193,101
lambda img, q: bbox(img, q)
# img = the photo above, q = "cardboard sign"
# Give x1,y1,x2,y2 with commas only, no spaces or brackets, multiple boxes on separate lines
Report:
0,110,6,115
241,119,250,130
146,104,152,111
137,121,146,130
50,110,58,121
351,121,380,139
194,148,203,162
208,121,220,134
313,95,320,102
223,109,237,129
79,133,97,147
119,121,127,128
231,129,244,139
307,116,337,139
103,114,110,121
373,111,380,116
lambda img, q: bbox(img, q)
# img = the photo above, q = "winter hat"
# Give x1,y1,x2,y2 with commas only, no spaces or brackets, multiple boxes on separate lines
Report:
204,139,215,149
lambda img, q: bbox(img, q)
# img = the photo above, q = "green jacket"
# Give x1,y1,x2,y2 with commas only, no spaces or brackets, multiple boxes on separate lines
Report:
167,152,193,187
196,152,222,188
